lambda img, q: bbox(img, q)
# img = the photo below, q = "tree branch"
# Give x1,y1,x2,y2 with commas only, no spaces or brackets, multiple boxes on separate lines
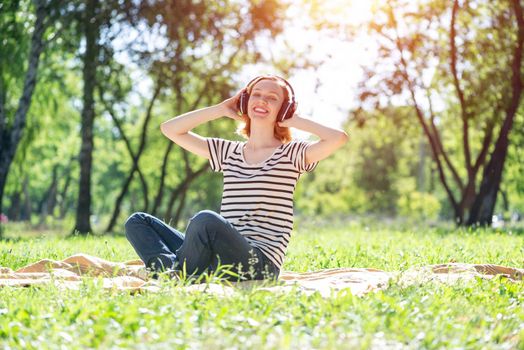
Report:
98,83,158,210
450,0,472,174
0,72,5,139
387,4,460,213
427,89,465,191
472,108,497,175
8,0,48,161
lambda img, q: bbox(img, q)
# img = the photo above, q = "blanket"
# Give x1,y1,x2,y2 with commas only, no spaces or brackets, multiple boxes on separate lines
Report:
1,254,522,297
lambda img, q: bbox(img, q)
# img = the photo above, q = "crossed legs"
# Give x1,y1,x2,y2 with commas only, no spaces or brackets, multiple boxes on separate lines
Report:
124,210,276,280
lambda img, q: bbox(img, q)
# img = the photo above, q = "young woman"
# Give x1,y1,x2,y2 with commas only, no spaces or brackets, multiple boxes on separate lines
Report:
124,75,348,281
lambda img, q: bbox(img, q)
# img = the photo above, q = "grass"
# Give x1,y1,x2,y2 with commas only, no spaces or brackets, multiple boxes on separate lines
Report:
0,219,523,349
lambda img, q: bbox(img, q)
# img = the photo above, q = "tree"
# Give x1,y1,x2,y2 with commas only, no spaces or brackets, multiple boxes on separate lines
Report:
467,0,524,225
0,0,60,236
72,0,99,234
73,0,138,234
355,0,523,225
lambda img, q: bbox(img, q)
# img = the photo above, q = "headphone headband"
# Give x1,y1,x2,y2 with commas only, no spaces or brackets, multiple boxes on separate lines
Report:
245,75,295,103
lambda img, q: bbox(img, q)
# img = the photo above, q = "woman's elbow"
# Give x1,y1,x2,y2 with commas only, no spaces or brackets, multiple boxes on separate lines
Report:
160,122,167,136
160,121,180,138
337,130,349,146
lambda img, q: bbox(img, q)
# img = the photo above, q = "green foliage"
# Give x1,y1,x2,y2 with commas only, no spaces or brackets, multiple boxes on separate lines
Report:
501,108,524,215
397,191,441,221
1,0,523,233
296,106,436,217
0,223,522,348
3,68,81,218
0,0,32,116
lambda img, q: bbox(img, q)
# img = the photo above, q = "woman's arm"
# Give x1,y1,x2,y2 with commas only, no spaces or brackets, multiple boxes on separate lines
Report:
160,91,243,159
278,114,349,164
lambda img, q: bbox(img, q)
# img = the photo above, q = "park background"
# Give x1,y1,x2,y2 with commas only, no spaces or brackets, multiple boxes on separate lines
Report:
1,0,523,236
1,1,524,349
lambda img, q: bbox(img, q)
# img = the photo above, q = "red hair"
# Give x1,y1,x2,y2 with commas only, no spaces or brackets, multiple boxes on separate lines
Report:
236,76,293,143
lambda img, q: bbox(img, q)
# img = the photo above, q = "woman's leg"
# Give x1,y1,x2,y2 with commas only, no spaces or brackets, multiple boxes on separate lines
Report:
124,212,184,271
175,210,272,280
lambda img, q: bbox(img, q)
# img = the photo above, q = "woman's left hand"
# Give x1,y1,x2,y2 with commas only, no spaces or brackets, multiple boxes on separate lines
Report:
277,112,301,128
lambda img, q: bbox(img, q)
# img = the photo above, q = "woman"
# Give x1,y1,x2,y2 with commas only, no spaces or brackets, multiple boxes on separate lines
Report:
124,75,348,281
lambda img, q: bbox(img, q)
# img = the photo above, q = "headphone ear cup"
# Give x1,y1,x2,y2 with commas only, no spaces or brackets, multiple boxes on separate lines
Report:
290,102,297,118
278,102,296,122
277,103,288,122
238,90,249,115
286,102,297,120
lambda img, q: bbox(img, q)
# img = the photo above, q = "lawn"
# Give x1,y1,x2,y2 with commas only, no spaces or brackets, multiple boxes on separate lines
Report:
1,219,523,349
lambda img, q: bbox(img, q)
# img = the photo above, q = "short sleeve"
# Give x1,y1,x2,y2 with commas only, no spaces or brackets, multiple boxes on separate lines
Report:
206,138,236,172
289,140,319,173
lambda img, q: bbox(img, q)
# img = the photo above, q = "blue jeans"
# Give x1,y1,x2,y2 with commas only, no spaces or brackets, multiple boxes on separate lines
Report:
124,210,279,281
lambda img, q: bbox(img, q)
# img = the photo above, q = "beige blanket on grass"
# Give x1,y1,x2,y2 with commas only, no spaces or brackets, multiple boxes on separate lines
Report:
1,254,522,297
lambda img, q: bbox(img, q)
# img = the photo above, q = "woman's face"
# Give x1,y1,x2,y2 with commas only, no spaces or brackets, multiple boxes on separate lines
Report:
247,79,285,123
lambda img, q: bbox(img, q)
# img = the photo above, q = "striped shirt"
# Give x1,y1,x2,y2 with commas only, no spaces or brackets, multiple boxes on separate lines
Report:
206,137,319,269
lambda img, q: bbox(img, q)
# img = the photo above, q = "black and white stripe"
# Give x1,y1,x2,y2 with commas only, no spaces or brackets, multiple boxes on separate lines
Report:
207,137,318,269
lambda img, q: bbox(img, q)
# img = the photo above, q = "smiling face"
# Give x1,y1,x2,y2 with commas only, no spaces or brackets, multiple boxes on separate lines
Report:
247,79,286,123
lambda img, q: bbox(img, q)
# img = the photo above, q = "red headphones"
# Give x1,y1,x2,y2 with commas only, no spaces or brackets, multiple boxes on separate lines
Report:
237,75,297,122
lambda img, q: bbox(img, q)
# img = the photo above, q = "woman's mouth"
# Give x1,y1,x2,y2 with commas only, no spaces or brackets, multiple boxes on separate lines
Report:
253,106,269,115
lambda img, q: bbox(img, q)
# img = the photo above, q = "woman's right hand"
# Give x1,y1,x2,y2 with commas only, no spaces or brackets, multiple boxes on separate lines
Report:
218,90,245,121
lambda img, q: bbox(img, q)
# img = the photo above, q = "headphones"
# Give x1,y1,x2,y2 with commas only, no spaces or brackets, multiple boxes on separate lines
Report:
237,75,297,122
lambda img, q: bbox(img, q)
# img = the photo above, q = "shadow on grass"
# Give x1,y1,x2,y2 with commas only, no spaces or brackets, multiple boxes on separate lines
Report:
3,216,524,241
298,213,524,236
0,230,127,242
66,230,127,240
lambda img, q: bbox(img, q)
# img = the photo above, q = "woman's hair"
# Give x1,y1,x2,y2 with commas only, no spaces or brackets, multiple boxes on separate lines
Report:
236,76,293,143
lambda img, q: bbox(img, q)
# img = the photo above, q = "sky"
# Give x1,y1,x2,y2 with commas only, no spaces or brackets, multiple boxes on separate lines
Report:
237,0,376,139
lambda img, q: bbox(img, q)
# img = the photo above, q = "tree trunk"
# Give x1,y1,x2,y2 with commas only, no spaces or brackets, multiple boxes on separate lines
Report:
73,0,100,235
466,0,523,226
22,176,32,222
165,162,209,223
151,142,174,216
59,170,72,219
165,183,188,224
416,136,426,191
171,188,188,229
105,163,137,232
0,1,48,237
39,165,58,225
500,189,509,213
7,191,21,221
0,177,5,236
46,178,58,218
467,135,514,226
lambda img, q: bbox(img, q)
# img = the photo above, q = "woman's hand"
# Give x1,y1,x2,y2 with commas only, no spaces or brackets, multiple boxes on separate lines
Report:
277,111,302,128
218,90,245,122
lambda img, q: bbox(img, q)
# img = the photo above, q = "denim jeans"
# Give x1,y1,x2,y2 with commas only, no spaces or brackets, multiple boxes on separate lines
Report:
124,210,279,281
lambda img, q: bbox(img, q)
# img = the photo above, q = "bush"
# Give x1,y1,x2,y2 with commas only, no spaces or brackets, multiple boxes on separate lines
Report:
397,191,441,221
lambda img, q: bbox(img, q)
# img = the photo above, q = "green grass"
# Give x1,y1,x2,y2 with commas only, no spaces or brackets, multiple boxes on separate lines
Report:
1,220,523,349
